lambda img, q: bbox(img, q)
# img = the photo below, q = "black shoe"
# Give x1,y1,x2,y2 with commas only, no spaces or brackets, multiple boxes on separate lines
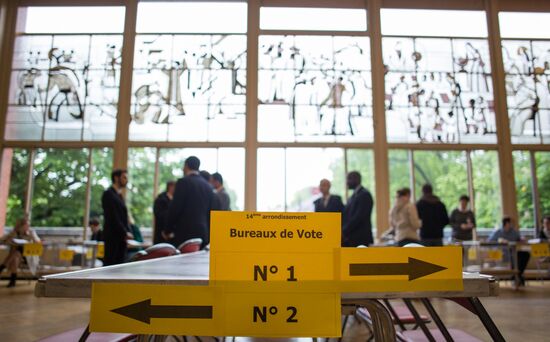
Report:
7,273,16,288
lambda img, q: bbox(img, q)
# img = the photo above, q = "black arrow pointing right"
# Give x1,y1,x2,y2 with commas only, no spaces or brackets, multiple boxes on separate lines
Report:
349,257,447,281
111,299,213,324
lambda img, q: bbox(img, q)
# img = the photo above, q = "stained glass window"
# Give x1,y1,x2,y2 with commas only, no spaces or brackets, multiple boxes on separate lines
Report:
501,41,550,143
258,35,373,142
130,2,247,142
382,10,495,144
5,7,124,141
500,13,550,144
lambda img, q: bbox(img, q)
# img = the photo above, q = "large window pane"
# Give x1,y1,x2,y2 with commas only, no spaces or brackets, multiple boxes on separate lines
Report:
513,151,535,228
471,150,501,229
130,3,247,142
127,148,156,228
260,7,367,31
257,148,348,212
5,149,29,226
499,12,550,39
413,151,468,212
285,148,345,212
536,152,550,219
382,10,495,144
89,148,113,220
388,149,411,203
381,10,488,37
502,39,550,143
137,2,247,34
257,148,285,211
158,148,245,210
31,148,88,227
258,35,373,142
5,7,124,141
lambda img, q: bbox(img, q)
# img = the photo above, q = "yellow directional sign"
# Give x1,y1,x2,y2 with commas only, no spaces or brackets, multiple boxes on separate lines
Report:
338,246,463,292
90,283,224,336
59,249,75,261
23,243,43,257
209,211,341,253
224,291,341,337
90,283,340,337
531,243,550,257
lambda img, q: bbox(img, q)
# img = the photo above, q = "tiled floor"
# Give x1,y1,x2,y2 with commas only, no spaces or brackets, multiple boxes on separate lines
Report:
0,280,547,341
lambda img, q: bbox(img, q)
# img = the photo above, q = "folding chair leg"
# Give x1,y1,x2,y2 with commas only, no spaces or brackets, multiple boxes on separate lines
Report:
77,324,91,342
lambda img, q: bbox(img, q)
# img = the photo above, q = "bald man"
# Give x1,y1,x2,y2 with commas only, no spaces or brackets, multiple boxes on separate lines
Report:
313,179,344,213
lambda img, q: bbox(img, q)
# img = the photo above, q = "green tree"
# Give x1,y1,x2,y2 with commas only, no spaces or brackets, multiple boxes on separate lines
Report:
6,149,29,226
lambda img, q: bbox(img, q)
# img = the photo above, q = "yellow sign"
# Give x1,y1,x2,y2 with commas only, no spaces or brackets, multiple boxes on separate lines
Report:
209,211,341,253
23,243,43,257
531,243,550,258
224,291,340,337
59,249,75,261
97,243,105,258
487,249,503,261
211,251,336,283
90,283,339,338
467,247,478,261
338,246,463,292
91,283,224,336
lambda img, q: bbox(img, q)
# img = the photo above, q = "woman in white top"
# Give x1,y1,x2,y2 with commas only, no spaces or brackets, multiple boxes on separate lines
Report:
389,188,422,246
0,218,40,287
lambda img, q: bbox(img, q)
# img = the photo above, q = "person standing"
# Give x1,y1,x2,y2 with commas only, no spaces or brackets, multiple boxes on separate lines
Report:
389,188,422,246
153,181,176,244
488,217,530,286
342,171,374,247
164,156,215,248
210,172,231,211
102,169,132,266
449,195,476,241
416,184,449,246
314,179,344,213
539,216,550,240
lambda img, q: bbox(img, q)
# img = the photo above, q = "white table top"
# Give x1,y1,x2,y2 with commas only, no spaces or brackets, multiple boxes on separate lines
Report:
35,251,498,299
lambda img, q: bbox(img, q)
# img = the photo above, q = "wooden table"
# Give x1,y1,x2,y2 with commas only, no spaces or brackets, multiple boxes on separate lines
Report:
35,251,503,341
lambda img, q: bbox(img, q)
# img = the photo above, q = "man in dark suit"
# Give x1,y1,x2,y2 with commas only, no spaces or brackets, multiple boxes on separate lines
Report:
342,171,374,247
164,156,215,249
153,180,176,244
210,172,231,211
314,179,344,213
101,169,131,266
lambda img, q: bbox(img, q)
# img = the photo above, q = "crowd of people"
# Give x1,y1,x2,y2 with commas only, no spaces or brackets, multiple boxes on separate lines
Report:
99,156,230,266
3,155,550,287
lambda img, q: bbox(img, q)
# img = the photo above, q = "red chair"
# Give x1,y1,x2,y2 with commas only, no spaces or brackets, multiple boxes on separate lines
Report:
178,238,203,254
128,243,180,262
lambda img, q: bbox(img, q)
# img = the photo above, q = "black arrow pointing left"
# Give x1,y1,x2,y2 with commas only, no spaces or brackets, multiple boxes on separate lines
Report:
111,299,213,324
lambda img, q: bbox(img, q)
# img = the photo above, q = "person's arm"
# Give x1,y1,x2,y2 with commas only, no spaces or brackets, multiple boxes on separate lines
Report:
334,196,344,213
408,204,422,230
165,181,185,236
441,203,450,227
487,229,500,242
30,229,40,243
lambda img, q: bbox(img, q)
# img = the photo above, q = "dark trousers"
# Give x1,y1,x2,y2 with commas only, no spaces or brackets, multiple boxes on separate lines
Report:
104,239,127,266
421,238,443,247
398,238,421,247
515,251,531,278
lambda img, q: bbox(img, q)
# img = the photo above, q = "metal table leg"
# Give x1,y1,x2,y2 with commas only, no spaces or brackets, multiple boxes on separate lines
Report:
403,299,435,342
468,297,506,342
420,298,454,342
348,299,396,341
